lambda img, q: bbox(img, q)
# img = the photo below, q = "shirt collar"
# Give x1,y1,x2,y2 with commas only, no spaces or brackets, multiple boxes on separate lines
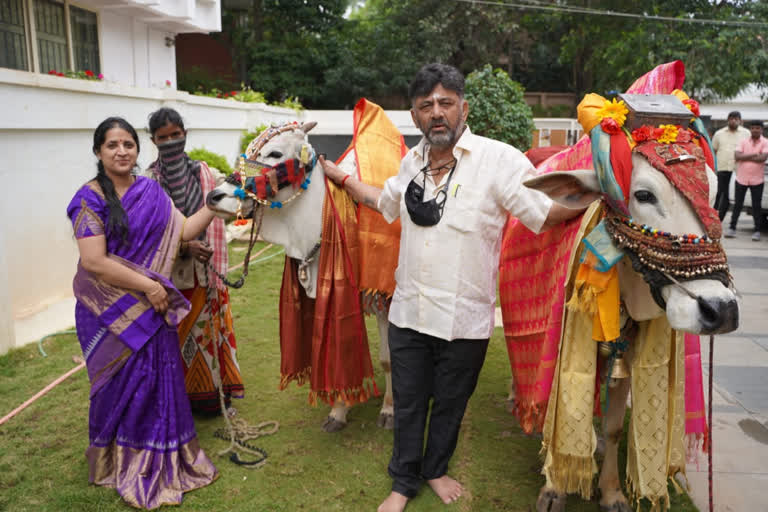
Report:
412,125,476,162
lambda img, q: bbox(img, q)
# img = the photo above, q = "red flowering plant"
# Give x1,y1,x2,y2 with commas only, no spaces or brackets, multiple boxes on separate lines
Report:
48,69,104,81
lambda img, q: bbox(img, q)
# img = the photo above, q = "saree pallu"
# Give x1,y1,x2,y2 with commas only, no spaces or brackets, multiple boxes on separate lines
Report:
68,177,217,509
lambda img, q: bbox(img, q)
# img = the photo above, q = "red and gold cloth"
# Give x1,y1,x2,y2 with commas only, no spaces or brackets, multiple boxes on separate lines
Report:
634,141,721,239
278,168,376,406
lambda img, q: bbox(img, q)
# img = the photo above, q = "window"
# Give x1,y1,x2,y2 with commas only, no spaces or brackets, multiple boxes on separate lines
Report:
69,6,98,73
0,0,28,70
0,0,100,74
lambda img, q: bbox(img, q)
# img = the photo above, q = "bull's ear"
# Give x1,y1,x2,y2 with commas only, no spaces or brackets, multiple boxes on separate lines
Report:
301,121,317,133
524,169,601,210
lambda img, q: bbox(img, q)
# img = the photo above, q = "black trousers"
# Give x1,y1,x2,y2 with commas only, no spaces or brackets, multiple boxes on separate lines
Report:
729,181,764,231
387,323,489,498
714,170,733,221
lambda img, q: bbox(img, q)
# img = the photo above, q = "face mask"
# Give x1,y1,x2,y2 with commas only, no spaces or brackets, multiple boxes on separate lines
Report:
404,161,456,227
156,137,186,163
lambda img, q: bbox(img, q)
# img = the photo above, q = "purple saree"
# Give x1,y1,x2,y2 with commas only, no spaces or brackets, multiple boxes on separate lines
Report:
67,176,218,509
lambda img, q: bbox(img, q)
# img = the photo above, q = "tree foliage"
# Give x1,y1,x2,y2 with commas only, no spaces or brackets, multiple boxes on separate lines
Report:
465,65,534,151
218,0,768,109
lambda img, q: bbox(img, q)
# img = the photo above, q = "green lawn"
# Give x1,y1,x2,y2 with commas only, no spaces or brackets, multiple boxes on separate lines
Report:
0,241,698,511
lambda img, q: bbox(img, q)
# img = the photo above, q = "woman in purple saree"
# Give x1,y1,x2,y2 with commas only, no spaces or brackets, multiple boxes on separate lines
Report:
67,117,220,509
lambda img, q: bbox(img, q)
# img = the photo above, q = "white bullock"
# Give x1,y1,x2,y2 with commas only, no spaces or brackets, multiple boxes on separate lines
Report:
526,153,738,511
207,122,395,433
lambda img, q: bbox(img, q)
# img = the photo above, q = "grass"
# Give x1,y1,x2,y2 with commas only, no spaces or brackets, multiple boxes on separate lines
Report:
0,241,698,511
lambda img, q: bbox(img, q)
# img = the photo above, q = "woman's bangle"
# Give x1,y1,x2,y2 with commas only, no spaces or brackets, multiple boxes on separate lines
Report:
341,175,350,189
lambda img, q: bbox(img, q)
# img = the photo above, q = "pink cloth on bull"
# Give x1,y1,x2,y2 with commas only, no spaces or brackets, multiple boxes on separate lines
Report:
685,333,709,459
502,60,707,443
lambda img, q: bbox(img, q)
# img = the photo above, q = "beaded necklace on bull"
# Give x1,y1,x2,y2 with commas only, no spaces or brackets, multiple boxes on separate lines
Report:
586,94,728,512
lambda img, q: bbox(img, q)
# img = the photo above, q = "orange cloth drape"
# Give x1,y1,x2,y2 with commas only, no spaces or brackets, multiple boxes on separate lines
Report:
278,177,376,406
342,98,405,297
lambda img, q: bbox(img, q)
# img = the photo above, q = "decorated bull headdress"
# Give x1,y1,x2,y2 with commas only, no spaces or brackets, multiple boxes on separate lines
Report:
575,90,730,315
228,122,317,216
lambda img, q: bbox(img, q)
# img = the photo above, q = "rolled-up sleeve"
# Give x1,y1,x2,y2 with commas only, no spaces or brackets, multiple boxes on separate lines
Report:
378,174,403,224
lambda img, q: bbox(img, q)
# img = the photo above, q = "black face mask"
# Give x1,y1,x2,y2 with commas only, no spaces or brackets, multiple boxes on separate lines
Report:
404,161,456,227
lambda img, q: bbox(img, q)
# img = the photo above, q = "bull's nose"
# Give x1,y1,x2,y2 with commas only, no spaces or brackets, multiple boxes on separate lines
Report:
206,189,226,205
697,297,739,334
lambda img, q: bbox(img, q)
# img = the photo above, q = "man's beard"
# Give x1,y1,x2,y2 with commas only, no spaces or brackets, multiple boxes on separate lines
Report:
420,117,464,148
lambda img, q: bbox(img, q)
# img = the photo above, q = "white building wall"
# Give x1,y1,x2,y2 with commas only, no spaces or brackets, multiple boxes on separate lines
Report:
99,15,177,89
0,68,296,354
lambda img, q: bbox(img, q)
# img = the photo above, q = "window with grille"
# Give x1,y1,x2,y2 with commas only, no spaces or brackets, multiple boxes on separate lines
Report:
70,5,98,73
0,0,28,70
0,0,100,74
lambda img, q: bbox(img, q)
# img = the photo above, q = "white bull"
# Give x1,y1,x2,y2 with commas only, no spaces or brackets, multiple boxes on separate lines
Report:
526,153,739,512
207,122,395,433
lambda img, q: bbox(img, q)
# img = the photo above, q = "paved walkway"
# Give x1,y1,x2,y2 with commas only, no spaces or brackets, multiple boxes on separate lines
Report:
686,213,768,512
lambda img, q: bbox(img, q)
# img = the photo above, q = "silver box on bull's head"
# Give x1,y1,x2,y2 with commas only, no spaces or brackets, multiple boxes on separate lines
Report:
617,93,692,131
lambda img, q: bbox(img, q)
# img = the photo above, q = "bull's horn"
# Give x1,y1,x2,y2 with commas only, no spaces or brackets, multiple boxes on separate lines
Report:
301,121,317,133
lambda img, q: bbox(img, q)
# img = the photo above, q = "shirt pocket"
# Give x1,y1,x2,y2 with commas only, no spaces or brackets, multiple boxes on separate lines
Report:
442,185,480,233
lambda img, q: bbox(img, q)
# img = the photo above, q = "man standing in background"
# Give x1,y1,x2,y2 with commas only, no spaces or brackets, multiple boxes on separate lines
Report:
726,119,768,241
712,111,749,221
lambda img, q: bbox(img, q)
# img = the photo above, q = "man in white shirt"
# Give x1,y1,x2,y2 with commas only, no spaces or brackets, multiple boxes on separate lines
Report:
320,63,592,512
711,111,750,220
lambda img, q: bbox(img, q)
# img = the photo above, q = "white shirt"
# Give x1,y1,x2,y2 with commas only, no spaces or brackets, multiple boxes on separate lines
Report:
378,127,553,341
712,125,750,172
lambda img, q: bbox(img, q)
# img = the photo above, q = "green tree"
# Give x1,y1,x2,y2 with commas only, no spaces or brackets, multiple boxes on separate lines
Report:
557,0,768,99
465,65,534,151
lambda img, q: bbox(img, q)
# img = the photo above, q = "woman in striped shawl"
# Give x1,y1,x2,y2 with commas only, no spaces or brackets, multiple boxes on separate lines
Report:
146,107,245,416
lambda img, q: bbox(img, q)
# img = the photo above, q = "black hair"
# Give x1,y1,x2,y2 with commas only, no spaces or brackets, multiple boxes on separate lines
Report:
727,111,741,120
92,116,139,244
408,63,465,102
148,107,185,136
747,119,764,127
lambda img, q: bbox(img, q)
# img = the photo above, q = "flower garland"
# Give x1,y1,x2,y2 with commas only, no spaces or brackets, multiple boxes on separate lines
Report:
630,124,698,145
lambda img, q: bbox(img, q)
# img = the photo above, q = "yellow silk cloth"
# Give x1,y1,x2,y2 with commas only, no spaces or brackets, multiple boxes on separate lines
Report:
567,250,621,342
341,98,405,298
541,202,686,510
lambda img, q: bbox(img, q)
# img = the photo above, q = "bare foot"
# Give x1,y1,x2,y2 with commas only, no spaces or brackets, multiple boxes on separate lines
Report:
427,475,463,504
377,491,409,512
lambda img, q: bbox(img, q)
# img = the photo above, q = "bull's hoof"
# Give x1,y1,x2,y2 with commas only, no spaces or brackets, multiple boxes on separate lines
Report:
536,488,566,512
377,412,394,430
599,502,632,512
321,416,347,433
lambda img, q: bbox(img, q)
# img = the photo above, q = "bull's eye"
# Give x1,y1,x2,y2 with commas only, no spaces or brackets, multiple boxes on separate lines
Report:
634,190,657,204
266,151,283,159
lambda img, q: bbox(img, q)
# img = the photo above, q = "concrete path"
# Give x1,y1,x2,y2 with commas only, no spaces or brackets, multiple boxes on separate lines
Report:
686,213,768,512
